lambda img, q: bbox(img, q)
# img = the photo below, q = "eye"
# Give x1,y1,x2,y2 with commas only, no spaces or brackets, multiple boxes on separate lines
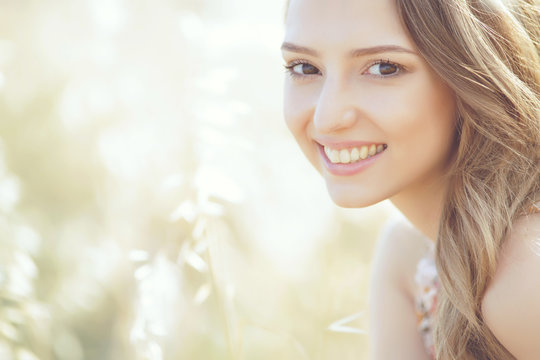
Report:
365,60,402,77
284,61,321,78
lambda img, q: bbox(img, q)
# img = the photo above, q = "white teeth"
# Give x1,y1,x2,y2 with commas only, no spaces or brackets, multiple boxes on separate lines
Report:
324,146,331,158
359,146,368,160
324,146,340,163
368,144,377,156
339,149,350,163
324,144,386,164
330,149,340,163
350,147,360,161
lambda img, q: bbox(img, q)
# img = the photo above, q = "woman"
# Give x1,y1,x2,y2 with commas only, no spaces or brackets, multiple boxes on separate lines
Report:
281,0,540,359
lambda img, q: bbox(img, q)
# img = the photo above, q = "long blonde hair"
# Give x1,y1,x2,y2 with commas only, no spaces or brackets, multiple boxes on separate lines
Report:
284,0,540,357
394,0,540,358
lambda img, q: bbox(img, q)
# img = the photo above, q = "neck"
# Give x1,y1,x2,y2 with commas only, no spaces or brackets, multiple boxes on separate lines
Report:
390,176,449,242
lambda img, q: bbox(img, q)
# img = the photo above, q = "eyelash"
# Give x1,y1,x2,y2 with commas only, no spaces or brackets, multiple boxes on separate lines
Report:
283,59,405,80
283,60,318,80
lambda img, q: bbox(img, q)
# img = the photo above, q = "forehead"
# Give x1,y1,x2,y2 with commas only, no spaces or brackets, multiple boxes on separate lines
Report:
285,0,414,51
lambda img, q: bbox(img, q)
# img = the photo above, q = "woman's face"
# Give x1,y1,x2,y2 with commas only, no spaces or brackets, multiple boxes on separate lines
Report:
282,0,457,207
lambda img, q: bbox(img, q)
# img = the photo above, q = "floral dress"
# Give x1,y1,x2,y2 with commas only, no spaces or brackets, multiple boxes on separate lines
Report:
414,202,540,359
414,241,438,359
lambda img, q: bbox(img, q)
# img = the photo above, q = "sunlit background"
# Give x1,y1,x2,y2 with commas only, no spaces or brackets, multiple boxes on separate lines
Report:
0,1,395,359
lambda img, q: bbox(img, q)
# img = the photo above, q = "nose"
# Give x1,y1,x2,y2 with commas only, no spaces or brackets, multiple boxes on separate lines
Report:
313,76,358,134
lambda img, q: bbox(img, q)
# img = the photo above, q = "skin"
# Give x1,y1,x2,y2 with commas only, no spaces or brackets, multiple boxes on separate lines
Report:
282,0,456,358
482,211,540,359
283,1,540,359
282,0,457,241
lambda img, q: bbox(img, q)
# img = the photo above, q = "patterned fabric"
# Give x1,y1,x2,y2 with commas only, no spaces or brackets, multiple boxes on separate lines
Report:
414,202,540,359
414,241,438,359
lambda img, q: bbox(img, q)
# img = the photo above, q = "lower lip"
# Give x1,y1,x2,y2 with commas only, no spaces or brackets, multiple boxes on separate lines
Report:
318,144,385,176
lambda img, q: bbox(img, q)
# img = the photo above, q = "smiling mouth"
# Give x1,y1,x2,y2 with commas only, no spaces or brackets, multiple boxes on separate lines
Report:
323,144,388,164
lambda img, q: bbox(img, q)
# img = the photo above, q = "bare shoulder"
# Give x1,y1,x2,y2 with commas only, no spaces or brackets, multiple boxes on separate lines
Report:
482,212,540,359
368,217,431,360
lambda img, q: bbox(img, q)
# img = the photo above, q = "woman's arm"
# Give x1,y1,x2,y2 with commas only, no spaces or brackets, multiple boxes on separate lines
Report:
368,219,431,360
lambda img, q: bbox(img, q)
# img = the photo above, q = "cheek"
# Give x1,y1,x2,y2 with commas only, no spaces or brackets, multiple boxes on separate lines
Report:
371,77,456,158
283,83,315,138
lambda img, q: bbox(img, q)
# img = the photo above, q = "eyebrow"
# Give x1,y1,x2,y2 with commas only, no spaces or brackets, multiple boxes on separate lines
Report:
281,42,417,57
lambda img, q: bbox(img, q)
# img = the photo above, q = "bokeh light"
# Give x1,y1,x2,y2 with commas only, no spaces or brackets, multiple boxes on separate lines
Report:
0,1,394,359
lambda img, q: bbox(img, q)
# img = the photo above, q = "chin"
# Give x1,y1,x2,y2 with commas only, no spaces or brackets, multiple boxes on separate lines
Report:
325,183,385,208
